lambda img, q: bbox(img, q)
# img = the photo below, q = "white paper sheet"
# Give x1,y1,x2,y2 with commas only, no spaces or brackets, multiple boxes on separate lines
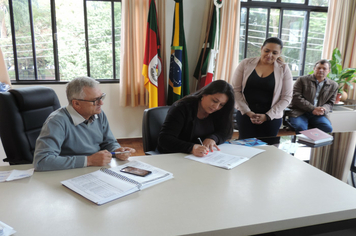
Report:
217,143,265,158
185,143,265,169
0,220,16,236
185,151,249,169
0,168,34,182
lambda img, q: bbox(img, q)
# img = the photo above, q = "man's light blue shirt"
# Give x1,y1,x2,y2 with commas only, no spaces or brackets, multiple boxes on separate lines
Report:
34,105,120,171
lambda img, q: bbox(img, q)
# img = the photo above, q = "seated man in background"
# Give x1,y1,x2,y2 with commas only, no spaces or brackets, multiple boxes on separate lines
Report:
34,76,135,171
288,59,338,133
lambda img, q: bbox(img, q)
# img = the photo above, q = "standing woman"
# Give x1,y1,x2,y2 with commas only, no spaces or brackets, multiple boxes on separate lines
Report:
157,80,235,157
232,37,293,139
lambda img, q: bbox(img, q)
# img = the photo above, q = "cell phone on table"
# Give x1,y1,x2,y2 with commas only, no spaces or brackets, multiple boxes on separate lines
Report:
120,166,152,177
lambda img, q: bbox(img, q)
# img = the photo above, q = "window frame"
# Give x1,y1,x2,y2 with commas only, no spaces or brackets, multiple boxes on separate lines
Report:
5,0,121,85
240,0,328,78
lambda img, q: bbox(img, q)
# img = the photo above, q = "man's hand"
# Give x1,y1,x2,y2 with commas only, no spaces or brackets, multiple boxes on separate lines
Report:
87,150,112,166
114,147,136,161
312,107,325,116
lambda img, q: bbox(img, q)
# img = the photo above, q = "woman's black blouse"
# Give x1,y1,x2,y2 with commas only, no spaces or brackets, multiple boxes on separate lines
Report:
243,69,275,114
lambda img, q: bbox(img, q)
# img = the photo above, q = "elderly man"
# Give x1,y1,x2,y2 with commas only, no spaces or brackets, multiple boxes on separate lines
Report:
288,59,338,133
34,76,135,171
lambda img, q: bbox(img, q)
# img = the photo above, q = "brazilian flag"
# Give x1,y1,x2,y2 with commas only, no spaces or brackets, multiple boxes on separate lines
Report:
167,0,190,105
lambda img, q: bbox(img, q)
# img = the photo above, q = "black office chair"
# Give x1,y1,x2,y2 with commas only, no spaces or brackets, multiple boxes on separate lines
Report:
142,106,170,155
0,86,60,165
282,107,295,131
350,148,356,188
233,108,239,130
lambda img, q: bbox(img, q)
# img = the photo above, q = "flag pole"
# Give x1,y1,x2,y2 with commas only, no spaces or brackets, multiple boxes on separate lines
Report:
196,3,214,91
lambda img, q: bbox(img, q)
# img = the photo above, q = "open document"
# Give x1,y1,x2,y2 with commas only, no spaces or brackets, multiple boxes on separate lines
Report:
61,161,173,205
185,143,265,169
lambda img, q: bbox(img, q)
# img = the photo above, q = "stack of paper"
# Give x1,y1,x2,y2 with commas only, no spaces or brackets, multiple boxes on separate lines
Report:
297,128,333,144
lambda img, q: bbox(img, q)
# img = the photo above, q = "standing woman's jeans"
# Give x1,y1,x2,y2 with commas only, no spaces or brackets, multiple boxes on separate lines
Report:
236,110,282,139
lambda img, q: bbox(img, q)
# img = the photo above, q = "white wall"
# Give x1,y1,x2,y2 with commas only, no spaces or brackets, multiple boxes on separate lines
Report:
329,108,356,132
11,1,208,139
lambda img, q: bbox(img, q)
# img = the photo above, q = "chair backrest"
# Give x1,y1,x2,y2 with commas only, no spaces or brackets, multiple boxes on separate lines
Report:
142,106,170,155
350,147,356,187
0,86,60,164
282,108,295,131
233,108,239,130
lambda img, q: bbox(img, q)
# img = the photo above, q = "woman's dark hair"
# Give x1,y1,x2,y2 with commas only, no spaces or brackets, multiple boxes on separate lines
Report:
262,37,284,62
262,37,283,49
179,80,235,139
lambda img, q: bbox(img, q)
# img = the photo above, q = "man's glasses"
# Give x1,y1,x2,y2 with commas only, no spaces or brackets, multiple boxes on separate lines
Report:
74,93,106,105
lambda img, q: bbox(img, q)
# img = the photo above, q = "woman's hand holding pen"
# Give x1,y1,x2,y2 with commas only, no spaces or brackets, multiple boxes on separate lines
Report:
192,137,218,157
192,144,209,157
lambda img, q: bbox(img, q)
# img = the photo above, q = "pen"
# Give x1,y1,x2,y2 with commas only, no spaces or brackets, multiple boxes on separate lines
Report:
111,151,130,155
198,137,203,146
198,137,209,154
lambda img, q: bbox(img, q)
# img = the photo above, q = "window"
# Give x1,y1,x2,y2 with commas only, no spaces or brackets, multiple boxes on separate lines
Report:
0,0,121,83
240,0,328,77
